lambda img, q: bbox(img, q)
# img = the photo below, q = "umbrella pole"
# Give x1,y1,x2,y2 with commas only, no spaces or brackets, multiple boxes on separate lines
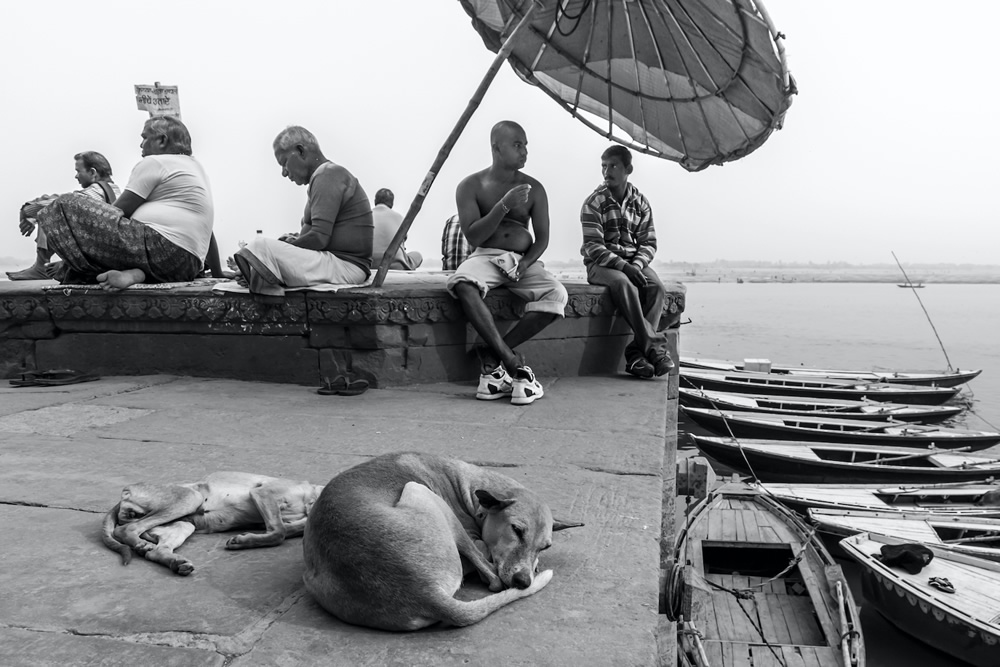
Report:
372,2,539,287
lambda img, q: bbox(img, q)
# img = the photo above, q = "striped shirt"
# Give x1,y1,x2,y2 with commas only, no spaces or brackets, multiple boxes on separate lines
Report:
80,181,121,203
441,214,472,271
580,183,657,270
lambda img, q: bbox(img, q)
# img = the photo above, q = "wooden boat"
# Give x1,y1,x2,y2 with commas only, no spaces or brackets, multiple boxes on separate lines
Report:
897,282,925,289
679,369,961,405
681,408,1000,450
680,357,980,387
841,532,1000,667
757,481,1000,518
668,483,864,666
810,508,1000,562
679,387,964,423
690,436,1000,484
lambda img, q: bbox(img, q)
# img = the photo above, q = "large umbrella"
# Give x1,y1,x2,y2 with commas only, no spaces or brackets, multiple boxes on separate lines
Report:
373,0,794,285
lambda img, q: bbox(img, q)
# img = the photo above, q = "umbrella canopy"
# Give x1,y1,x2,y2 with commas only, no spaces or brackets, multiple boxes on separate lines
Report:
460,0,795,171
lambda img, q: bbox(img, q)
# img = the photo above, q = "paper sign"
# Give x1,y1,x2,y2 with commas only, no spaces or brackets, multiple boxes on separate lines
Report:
134,84,181,118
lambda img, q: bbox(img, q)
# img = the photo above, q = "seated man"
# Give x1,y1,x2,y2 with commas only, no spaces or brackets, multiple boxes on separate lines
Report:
7,151,121,281
234,126,373,295
440,213,472,271
446,121,567,405
580,145,672,379
38,117,214,289
371,188,423,271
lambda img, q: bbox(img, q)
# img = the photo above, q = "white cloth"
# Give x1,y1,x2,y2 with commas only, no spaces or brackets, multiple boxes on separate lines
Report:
246,236,367,287
125,155,214,260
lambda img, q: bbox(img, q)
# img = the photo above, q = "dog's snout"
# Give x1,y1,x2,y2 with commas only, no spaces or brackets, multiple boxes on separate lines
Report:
511,571,532,589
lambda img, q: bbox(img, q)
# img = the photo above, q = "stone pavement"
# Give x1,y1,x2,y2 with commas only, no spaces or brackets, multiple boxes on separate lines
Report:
0,373,672,666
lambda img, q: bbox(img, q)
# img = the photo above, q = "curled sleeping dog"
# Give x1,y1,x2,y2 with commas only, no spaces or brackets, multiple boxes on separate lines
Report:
102,472,323,576
303,451,583,630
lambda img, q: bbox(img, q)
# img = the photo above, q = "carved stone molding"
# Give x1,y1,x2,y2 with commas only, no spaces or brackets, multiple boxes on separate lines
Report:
0,282,685,328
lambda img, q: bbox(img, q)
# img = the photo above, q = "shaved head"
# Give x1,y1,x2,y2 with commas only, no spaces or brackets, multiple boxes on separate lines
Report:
490,120,525,146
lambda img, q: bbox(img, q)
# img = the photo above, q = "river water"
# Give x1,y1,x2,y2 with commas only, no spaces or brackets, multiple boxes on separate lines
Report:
676,282,999,666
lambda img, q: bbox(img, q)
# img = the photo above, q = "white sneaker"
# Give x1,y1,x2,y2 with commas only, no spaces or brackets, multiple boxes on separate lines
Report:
511,366,544,405
476,366,513,400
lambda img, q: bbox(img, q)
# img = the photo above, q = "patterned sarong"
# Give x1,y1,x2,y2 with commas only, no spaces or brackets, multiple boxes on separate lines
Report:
38,193,202,285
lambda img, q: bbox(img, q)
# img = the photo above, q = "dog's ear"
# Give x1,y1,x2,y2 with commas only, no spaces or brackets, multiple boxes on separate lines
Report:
552,518,584,531
475,489,515,513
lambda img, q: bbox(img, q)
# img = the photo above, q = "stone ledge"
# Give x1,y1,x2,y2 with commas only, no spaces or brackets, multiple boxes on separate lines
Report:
0,274,685,386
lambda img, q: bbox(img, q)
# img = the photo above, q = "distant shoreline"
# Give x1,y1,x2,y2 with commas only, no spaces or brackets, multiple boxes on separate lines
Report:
548,262,1000,285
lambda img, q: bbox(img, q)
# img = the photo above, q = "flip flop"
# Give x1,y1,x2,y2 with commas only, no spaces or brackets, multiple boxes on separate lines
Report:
928,577,955,594
9,369,100,387
317,376,370,396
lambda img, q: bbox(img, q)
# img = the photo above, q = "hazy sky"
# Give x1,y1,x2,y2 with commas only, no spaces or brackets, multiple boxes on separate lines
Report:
2,1,997,267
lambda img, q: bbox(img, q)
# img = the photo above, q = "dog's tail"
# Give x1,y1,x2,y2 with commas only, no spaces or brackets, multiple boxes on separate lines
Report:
434,569,554,627
101,502,133,565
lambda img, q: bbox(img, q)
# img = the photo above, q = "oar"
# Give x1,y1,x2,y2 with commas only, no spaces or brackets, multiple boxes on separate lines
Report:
887,477,997,492
942,533,1000,545
871,446,973,466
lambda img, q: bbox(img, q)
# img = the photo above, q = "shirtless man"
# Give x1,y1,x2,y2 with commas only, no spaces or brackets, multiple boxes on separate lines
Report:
446,121,568,405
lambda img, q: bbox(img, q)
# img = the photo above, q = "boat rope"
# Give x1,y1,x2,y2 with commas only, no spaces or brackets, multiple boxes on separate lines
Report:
891,251,953,371
679,376,767,487
700,576,788,667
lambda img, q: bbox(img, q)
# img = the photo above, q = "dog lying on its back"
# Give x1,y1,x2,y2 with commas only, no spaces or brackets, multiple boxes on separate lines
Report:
303,451,583,630
102,472,323,576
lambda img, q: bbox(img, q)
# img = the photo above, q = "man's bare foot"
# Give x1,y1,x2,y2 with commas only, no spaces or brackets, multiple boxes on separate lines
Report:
6,264,54,281
96,268,146,291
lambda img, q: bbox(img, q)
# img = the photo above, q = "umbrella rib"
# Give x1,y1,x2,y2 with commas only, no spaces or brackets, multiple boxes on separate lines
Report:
669,0,752,147
620,0,652,149
675,0,778,117
633,0,690,161
651,0,723,157
605,0,614,140
569,0,600,118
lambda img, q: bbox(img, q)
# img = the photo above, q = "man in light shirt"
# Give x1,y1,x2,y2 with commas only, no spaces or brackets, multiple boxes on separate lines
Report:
371,188,422,271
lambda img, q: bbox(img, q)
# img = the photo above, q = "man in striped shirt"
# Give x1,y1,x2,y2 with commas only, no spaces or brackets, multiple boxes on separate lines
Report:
580,146,672,379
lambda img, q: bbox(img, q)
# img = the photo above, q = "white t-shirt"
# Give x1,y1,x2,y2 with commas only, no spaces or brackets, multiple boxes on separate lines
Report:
125,154,214,259
371,203,405,263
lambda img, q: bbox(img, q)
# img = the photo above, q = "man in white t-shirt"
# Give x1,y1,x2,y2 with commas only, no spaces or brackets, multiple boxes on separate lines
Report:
38,116,215,288
7,152,121,281
371,188,422,271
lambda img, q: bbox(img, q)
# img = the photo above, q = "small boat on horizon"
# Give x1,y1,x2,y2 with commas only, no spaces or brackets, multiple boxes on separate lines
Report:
681,407,1000,450
690,436,1000,484
680,357,980,387
757,481,1000,518
679,387,965,423
841,532,1000,667
669,483,864,666
897,282,925,288
680,368,962,404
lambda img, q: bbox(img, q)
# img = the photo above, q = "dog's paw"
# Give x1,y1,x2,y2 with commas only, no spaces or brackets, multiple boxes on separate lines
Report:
485,572,504,592
172,559,195,576
225,534,249,549
134,540,156,556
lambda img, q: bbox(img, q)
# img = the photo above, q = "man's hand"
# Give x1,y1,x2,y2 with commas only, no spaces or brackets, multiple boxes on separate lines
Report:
278,232,299,243
500,184,532,212
19,214,36,237
512,258,534,281
623,263,648,287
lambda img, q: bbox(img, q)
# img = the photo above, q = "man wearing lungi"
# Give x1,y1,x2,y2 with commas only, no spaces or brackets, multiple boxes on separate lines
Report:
233,126,373,296
38,116,214,289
